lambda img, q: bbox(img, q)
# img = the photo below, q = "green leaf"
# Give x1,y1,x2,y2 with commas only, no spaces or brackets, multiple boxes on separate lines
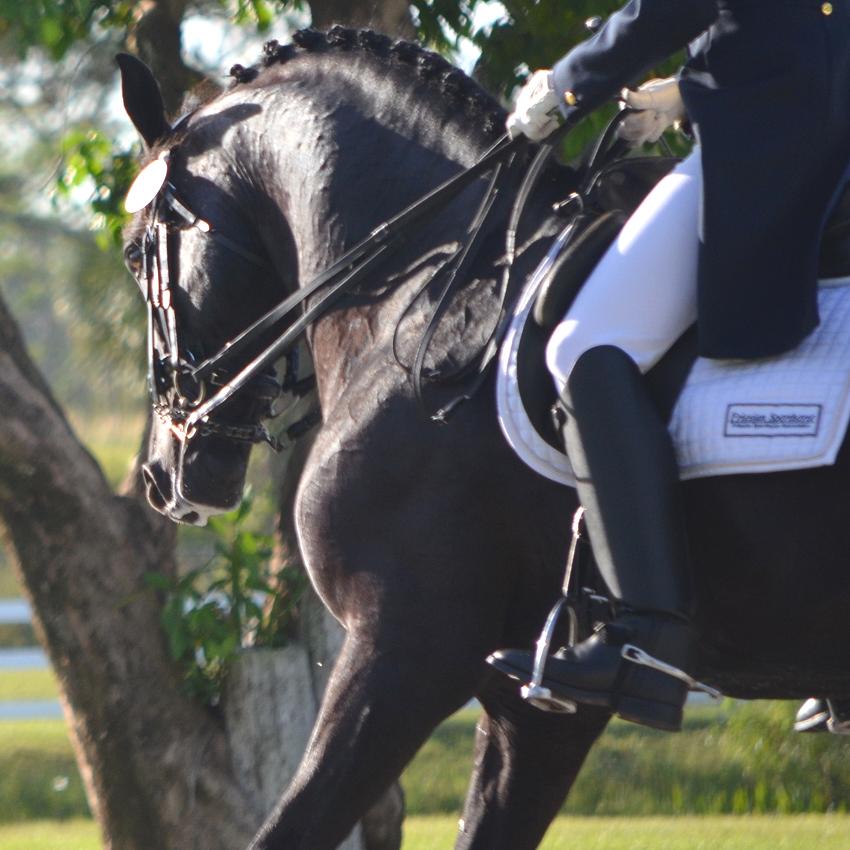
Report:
144,572,172,591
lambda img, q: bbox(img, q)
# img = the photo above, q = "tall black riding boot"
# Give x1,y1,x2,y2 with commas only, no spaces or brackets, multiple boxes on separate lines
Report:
489,345,698,732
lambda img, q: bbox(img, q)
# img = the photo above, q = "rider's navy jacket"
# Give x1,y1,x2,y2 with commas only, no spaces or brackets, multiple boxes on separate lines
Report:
551,0,850,359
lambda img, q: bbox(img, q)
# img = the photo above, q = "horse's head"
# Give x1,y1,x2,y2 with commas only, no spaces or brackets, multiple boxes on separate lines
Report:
119,54,295,524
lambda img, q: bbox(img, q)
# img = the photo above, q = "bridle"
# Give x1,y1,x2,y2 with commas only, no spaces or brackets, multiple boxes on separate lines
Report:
130,116,581,455
137,160,284,449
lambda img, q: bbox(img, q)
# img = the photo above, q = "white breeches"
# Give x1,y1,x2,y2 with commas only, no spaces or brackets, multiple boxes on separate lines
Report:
546,149,703,391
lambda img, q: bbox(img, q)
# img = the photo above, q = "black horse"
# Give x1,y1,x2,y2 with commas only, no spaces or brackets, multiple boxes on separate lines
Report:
119,29,850,850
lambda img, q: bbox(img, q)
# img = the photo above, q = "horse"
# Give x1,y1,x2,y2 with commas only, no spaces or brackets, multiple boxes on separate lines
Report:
119,28,850,850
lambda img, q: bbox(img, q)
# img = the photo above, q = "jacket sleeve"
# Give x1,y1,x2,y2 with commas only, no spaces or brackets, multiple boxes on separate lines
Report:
551,0,719,116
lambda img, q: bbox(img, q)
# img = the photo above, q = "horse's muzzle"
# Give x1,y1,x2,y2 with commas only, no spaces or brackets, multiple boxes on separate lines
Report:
141,460,232,526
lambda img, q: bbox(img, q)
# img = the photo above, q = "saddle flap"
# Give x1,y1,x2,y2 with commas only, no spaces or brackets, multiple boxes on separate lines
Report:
533,211,627,329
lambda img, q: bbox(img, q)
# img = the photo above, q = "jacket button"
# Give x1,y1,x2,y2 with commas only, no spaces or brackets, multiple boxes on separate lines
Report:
822,2,833,14
564,90,578,107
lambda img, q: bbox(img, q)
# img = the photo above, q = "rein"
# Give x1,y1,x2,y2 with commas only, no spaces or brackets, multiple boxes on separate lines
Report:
135,117,579,448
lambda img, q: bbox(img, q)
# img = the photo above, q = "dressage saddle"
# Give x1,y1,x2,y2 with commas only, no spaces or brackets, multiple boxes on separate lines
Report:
519,156,850,451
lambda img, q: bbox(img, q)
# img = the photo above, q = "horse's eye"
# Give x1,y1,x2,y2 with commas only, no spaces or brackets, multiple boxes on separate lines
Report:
124,242,143,275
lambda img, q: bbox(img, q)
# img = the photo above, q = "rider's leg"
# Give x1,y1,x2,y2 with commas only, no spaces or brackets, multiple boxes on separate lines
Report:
490,151,703,731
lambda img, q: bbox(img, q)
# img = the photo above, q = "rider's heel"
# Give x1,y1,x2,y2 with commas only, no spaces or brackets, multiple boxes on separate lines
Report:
615,677,688,732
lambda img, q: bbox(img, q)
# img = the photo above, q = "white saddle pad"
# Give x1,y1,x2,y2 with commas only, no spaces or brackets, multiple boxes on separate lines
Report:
497,275,850,486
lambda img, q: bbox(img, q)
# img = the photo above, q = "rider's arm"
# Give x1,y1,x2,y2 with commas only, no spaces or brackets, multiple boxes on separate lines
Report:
551,0,719,117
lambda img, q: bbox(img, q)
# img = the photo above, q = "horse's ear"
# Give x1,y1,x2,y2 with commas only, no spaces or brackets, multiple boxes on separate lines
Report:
116,53,171,148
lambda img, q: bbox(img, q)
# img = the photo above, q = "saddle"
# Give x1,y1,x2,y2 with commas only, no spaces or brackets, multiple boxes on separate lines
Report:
499,155,850,480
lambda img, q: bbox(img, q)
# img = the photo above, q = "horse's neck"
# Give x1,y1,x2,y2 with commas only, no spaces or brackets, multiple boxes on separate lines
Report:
258,72,500,408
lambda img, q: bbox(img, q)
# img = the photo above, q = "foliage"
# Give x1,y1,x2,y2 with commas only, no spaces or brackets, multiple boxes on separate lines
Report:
54,129,138,250
146,491,306,703
0,1,134,60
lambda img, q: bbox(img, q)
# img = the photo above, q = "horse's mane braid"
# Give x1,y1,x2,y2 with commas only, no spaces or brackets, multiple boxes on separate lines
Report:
228,27,504,138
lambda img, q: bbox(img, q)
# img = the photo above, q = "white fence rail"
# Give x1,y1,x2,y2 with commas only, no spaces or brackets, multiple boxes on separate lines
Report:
0,599,31,624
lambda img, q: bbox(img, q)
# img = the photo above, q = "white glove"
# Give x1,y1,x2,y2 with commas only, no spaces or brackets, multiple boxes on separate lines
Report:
506,70,560,141
618,77,685,146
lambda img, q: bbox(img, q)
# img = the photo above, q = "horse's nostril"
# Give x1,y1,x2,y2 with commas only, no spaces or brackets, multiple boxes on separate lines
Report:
141,464,171,513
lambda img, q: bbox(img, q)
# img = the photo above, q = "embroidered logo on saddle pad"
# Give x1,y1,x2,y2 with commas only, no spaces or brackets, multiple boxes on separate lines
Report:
724,404,822,438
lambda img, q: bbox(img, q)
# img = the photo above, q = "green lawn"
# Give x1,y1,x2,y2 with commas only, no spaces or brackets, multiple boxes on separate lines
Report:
2,815,850,850
0,563,18,598
0,721,88,822
402,815,850,850
0,670,57,702
2,701,850,825
403,702,850,816
0,821,98,850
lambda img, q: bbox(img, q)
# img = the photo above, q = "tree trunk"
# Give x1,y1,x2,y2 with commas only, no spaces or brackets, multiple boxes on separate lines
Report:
0,293,261,850
223,647,366,850
125,0,210,116
309,0,415,37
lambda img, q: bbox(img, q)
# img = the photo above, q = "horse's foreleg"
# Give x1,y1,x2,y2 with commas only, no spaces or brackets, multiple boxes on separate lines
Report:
247,631,478,850
455,677,610,850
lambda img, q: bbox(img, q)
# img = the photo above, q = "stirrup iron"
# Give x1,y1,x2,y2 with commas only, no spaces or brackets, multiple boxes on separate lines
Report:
521,508,585,714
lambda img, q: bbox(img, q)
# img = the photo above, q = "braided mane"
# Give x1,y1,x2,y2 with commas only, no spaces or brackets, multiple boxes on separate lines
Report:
227,26,505,139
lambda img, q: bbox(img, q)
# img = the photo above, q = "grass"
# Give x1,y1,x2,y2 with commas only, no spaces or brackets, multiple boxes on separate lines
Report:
3,815,849,850
402,814,850,850
0,821,99,850
0,721,88,822
0,670,57,702
0,561,19,598
402,702,850,817
1,700,850,825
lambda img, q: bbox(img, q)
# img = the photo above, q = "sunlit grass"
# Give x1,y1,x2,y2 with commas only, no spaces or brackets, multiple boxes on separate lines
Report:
2,815,850,850
403,702,850,817
0,820,99,850
0,720,88,822
0,563,19,598
0,670,57,702
402,814,850,850
0,720,69,756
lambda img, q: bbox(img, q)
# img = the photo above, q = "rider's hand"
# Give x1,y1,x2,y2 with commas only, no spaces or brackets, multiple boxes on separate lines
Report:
618,77,685,146
506,70,560,141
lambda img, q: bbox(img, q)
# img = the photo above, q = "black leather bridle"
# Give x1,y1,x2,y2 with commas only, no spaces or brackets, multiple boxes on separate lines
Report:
133,118,578,452
139,171,284,449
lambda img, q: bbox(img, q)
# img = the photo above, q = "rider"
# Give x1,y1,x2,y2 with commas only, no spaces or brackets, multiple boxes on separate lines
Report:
488,0,850,732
